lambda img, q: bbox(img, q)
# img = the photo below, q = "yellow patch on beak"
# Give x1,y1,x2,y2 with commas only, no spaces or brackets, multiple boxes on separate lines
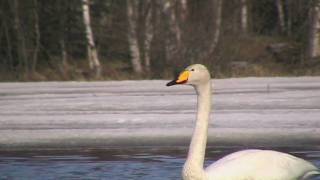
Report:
176,71,189,83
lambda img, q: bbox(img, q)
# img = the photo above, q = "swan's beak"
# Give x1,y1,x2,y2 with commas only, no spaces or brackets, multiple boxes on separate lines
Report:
166,70,189,86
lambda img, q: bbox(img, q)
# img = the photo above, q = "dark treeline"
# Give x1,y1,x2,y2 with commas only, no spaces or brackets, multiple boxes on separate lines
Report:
0,0,319,81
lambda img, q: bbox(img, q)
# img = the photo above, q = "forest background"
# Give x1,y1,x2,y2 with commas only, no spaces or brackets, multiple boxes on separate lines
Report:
1,0,320,81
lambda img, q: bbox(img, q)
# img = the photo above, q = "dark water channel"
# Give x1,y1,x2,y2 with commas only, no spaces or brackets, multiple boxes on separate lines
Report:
0,147,319,180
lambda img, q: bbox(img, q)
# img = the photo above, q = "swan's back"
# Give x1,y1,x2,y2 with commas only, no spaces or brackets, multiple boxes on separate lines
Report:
205,149,319,180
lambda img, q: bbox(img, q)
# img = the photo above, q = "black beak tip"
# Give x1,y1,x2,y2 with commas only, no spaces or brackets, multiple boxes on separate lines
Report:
166,80,177,86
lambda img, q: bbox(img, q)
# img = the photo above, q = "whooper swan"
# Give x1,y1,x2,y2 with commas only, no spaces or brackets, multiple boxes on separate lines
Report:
166,64,319,180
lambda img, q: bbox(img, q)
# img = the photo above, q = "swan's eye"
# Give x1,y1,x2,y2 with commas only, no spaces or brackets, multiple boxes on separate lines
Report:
190,69,195,71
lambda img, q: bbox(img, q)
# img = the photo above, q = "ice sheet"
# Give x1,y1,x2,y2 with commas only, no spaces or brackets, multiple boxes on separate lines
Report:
0,77,319,150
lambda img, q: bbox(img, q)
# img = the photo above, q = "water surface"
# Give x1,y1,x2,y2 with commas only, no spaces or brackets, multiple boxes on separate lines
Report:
1,147,320,180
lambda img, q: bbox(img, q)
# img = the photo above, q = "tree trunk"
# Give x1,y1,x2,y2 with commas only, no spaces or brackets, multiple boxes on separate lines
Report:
144,0,153,73
213,0,222,50
285,0,292,35
127,0,143,74
32,0,40,73
12,0,28,75
167,1,182,48
161,0,184,67
240,0,248,34
197,0,222,61
58,1,69,77
276,0,285,34
82,0,102,78
2,15,13,71
307,0,320,59
180,0,188,21
60,39,68,69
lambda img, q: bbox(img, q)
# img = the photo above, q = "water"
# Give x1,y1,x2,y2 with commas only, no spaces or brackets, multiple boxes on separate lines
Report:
0,147,319,180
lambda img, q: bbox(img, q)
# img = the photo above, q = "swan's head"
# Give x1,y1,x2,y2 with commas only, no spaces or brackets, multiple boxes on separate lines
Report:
166,64,211,87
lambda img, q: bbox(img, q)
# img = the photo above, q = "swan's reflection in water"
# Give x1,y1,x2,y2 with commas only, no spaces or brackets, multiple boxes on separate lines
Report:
0,147,319,180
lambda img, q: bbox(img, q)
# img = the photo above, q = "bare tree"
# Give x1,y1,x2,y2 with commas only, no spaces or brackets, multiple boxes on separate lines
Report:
12,0,28,75
240,0,248,34
180,0,188,21
143,0,154,73
58,1,69,77
285,0,292,35
1,11,13,70
127,0,143,74
161,0,184,67
276,0,285,34
164,0,182,47
213,0,222,50
196,0,222,61
60,40,68,72
307,0,320,59
82,0,102,78
32,0,40,73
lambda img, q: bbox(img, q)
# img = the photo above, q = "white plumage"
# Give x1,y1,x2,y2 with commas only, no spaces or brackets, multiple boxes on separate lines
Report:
205,150,319,180
167,64,319,180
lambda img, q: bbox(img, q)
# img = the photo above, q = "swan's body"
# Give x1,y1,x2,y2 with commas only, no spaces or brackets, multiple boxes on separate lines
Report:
167,64,319,180
205,150,319,180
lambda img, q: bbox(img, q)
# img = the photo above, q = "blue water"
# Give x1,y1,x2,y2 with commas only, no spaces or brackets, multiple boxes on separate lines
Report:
0,147,319,180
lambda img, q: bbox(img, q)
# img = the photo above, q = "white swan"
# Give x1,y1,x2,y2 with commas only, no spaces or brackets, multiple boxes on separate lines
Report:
166,64,319,180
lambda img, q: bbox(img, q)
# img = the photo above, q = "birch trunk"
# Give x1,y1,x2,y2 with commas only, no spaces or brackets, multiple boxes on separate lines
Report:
180,0,188,21
167,1,182,48
197,0,222,61
162,0,183,66
308,0,320,59
276,0,285,34
59,1,68,75
12,0,28,74
60,39,68,69
213,0,222,50
285,0,292,35
144,0,153,73
3,16,13,70
127,0,143,74
32,0,40,73
82,0,102,78
240,0,248,34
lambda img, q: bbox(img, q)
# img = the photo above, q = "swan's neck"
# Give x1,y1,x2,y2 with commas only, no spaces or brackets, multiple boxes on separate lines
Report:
184,81,211,177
